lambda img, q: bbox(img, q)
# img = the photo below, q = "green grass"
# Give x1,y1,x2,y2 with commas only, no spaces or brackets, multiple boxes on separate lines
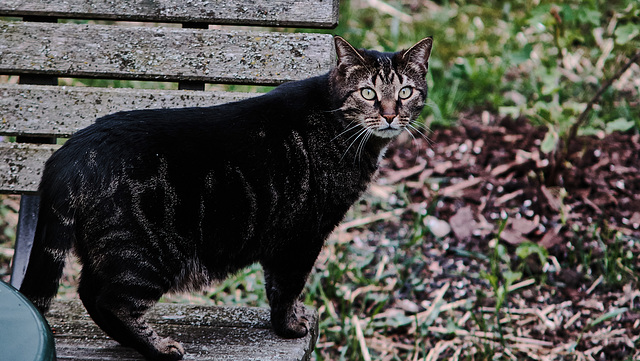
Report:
3,1,639,359
568,223,639,288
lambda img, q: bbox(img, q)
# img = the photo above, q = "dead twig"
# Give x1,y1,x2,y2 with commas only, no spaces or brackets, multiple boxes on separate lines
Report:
338,208,405,231
351,315,372,361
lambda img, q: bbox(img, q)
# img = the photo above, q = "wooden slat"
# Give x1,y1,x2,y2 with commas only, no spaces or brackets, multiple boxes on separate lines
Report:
0,142,59,194
47,300,318,361
0,0,339,28
0,84,257,137
0,20,335,84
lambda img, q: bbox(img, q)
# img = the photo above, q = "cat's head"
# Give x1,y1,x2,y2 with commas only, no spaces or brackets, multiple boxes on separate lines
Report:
330,36,433,139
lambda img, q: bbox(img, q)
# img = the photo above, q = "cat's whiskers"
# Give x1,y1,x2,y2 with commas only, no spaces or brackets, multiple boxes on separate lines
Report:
355,128,374,165
325,104,359,115
324,106,348,114
330,121,361,142
337,123,368,146
404,127,418,142
411,119,431,133
407,121,433,145
340,126,370,163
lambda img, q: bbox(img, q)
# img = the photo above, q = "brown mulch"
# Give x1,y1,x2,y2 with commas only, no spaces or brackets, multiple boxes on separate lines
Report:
384,112,640,246
358,111,640,360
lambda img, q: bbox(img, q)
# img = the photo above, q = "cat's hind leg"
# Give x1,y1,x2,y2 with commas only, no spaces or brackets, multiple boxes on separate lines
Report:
78,268,184,361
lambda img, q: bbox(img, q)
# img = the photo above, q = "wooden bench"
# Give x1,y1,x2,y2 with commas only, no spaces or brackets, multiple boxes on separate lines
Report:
0,1,338,359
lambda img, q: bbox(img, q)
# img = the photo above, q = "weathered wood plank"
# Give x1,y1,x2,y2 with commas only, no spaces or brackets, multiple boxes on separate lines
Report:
0,21,335,84
0,84,257,137
47,300,318,361
0,142,59,194
0,0,339,28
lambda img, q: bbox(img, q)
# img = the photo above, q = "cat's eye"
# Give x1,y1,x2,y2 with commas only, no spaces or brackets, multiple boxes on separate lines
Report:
399,87,413,99
360,88,377,100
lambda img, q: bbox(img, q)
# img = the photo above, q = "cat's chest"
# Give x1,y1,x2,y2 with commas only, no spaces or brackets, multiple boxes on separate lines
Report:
305,132,380,199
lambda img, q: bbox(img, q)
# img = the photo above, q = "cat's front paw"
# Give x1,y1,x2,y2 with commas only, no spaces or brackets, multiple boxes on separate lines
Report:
271,301,310,339
151,337,185,361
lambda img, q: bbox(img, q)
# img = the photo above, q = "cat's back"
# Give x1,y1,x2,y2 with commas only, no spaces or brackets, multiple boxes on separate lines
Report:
39,74,332,200
60,74,330,158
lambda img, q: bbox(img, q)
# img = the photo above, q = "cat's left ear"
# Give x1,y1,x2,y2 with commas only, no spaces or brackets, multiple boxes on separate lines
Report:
401,37,433,76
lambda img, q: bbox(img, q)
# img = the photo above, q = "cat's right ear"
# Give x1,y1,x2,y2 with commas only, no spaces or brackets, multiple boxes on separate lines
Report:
334,36,366,70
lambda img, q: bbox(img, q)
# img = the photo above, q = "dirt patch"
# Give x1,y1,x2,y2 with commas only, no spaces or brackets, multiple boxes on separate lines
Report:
359,111,640,359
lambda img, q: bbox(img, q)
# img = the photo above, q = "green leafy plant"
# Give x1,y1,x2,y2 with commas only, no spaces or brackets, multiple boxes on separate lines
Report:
574,307,629,349
595,228,639,287
496,2,640,185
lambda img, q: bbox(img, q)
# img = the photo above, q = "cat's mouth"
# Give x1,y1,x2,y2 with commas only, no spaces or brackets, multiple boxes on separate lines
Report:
373,118,405,138
374,126,403,138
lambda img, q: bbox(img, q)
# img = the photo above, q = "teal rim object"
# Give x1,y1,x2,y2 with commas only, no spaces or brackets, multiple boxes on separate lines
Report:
0,281,56,361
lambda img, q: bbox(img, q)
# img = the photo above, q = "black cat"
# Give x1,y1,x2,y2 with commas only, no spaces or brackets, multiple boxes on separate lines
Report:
19,36,433,360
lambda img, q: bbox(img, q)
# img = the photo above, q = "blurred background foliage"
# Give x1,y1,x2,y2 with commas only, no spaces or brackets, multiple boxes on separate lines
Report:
331,0,639,135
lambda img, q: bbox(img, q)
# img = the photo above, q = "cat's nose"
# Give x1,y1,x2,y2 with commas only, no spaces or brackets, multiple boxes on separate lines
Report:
382,114,396,123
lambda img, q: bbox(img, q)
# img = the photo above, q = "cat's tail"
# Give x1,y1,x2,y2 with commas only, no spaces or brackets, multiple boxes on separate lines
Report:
18,194,74,314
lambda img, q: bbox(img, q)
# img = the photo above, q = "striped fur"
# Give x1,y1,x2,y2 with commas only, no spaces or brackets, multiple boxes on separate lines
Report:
18,36,432,361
